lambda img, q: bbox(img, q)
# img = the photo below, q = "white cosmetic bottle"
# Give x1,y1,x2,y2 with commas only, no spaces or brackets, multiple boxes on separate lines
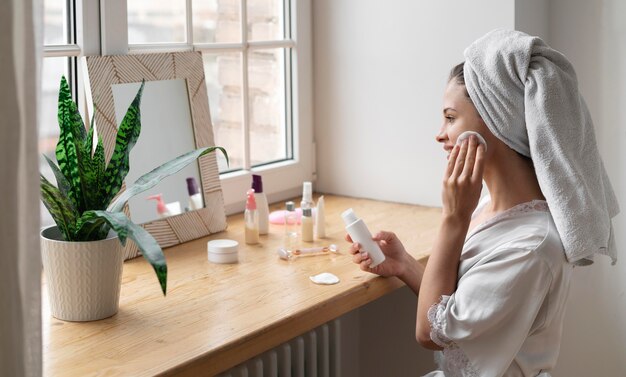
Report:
300,181,314,214
315,195,326,238
252,174,269,235
342,208,386,267
186,177,204,210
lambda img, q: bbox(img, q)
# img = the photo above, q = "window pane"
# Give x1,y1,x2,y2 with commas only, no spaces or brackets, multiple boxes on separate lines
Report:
203,52,243,171
40,58,70,227
248,0,285,41
128,0,186,44
248,48,290,166
43,0,68,45
192,0,241,43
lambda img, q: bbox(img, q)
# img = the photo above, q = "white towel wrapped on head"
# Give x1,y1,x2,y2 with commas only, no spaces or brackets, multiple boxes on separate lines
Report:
463,29,619,265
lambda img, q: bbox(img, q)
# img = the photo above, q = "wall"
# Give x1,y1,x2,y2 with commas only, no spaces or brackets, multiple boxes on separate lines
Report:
546,0,626,375
314,0,515,207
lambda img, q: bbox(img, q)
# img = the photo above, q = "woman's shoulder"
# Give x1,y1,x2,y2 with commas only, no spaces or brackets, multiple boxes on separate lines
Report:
463,203,568,272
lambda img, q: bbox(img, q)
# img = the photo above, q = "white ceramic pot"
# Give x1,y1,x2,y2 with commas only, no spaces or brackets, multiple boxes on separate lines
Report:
41,226,124,321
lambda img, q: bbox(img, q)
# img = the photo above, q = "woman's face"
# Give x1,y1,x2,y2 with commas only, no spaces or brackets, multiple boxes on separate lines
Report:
436,81,490,158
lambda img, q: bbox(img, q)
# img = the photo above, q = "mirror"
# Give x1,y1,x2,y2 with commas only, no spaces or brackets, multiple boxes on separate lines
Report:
85,52,227,260
111,79,202,224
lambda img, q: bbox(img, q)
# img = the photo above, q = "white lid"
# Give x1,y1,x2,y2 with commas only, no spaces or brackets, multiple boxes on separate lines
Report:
302,181,312,202
207,239,239,254
341,208,358,225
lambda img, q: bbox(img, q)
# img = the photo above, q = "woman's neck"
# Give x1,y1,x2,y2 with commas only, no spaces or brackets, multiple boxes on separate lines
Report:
482,149,545,213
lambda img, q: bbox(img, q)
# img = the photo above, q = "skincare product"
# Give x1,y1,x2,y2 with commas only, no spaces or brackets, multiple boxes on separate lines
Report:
245,189,259,245
186,177,203,210
252,174,269,235
147,194,171,218
342,208,386,267
301,207,314,242
207,239,239,264
277,244,339,260
315,195,326,238
166,201,182,216
300,181,314,212
284,201,298,251
456,131,488,151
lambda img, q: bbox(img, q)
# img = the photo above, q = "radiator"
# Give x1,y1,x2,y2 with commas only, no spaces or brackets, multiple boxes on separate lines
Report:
218,319,342,377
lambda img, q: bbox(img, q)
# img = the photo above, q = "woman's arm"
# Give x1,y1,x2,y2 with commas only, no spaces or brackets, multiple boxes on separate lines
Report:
416,136,484,350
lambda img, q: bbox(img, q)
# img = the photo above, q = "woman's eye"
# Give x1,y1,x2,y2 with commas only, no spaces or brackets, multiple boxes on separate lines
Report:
445,116,455,124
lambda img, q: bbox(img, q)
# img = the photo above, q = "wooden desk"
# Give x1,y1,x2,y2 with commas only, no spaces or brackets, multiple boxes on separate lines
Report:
43,195,441,376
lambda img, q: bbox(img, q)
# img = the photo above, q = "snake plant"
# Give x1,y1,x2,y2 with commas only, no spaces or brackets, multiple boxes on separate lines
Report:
40,76,227,296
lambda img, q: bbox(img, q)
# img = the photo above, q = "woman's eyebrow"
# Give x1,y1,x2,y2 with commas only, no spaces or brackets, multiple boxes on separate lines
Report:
443,107,457,113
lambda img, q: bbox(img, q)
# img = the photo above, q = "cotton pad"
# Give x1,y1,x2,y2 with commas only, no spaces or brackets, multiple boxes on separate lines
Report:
309,272,340,285
457,131,487,151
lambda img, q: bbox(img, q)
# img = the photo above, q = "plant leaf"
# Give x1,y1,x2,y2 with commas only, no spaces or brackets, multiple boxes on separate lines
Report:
44,154,74,208
56,76,84,211
40,175,77,241
80,210,167,295
90,135,107,209
101,81,145,206
107,146,228,213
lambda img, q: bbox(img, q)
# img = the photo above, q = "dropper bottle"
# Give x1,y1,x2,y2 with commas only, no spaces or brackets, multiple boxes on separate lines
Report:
245,189,259,245
284,201,298,251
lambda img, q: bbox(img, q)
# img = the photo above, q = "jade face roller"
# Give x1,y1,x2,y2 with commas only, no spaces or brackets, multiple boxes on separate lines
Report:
277,244,339,260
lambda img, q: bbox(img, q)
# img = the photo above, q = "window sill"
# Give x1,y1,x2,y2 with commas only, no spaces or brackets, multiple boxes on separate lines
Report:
42,194,439,376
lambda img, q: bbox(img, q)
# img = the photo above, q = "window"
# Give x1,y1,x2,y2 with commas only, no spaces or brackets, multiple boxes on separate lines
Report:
40,0,313,217
41,0,81,226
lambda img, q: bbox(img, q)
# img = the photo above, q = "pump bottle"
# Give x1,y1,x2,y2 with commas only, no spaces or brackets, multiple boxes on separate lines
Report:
245,189,259,245
252,174,269,235
342,208,386,267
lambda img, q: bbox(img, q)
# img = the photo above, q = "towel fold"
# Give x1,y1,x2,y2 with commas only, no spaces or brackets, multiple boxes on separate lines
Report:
463,29,619,265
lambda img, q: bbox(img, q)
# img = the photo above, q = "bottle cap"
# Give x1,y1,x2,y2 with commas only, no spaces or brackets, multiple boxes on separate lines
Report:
302,181,312,202
286,201,295,211
252,174,263,193
341,208,358,226
303,208,312,217
186,177,200,196
246,189,257,210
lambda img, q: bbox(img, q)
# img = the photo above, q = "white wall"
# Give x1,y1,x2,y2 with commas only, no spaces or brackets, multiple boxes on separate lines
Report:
314,0,515,207
547,1,626,375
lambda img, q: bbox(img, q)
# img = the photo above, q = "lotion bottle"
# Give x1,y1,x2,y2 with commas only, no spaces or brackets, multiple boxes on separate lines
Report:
252,174,269,235
342,208,386,267
301,208,314,242
245,189,259,245
186,177,203,210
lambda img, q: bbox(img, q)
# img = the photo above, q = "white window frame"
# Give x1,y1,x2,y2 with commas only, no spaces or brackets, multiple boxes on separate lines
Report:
100,0,315,215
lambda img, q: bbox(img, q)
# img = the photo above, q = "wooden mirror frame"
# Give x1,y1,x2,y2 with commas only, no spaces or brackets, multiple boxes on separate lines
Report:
84,51,227,260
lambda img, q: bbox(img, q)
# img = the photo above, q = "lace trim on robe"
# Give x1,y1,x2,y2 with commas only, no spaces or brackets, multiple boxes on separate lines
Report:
428,296,480,377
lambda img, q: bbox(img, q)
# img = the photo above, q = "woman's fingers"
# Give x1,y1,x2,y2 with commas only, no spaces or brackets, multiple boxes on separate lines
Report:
445,144,460,179
461,136,478,178
451,139,469,178
348,242,361,255
472,143,486,182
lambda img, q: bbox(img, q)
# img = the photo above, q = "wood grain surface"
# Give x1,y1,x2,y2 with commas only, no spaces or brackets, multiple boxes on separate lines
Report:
43,194,441,376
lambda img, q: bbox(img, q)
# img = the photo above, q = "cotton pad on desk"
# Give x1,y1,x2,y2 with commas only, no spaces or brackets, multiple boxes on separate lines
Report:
309,272,340,285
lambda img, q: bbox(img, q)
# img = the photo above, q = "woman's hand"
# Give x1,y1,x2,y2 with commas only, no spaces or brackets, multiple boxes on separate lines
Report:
442,135,485,221
346,231,411,278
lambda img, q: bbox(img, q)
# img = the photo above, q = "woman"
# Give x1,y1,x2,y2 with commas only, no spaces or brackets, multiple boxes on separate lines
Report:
348,30,618,377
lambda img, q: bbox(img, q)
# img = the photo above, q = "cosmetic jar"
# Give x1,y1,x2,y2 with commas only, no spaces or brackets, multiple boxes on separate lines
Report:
207,239,239,264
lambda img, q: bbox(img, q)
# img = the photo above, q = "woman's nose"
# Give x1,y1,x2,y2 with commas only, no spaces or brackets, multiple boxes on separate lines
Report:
435,129,447,143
